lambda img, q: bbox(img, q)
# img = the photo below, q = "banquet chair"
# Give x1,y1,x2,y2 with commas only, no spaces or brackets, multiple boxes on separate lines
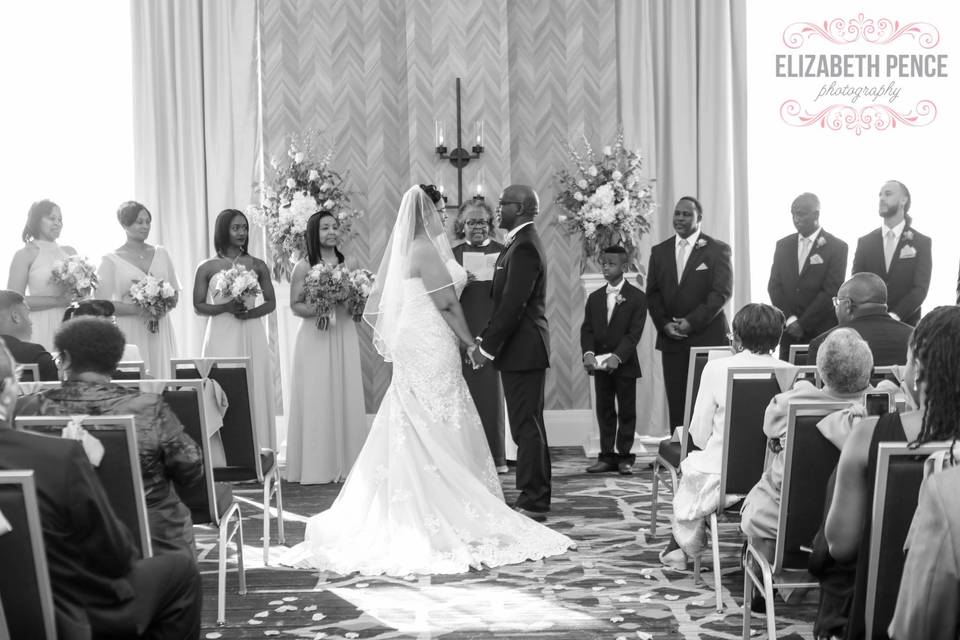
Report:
862,442,950,639
742,401,847,639
787,344,808,365
0,471,56,640
114,360,147,380
172,357,284,565
14,362,40,383
15,415,153,559
649,345,731,536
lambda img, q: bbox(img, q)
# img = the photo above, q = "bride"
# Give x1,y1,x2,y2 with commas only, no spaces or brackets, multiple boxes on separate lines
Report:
282,185,574,576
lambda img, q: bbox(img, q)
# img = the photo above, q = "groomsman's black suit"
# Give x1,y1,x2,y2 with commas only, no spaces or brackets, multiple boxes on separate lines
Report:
647,232,732,428
0,334,58,381
767,229,848,360
479,222,551,512
580,280,647,464
852,225,931,326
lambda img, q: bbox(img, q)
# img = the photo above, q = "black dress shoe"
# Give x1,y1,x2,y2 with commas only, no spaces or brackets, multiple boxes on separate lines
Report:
586,460,617,473
513,506,547,522
618,462,633,475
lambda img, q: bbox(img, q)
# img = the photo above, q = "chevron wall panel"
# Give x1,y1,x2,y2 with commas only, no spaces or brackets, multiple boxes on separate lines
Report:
259,0,617,410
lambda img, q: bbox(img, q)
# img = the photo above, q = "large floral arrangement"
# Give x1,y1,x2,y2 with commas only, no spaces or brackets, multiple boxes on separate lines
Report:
129,275,177,333
554,128,655,269
249,132,362,281
302,263,350,329
213,264,262,311
49,255,99,301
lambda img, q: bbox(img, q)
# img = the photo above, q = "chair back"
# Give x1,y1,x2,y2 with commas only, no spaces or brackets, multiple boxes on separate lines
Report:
719,367,787,503
793,365,822,387
114,360,146,380
0,471,56,640
172,358,263,481
774,401,849,572
683,346,731,429
15,415,152,558
864,441,952,638
787,343,809,365
15,363,40,383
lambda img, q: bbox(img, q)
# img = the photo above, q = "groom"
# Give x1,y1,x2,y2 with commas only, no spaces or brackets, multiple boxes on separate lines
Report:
471,185,551,522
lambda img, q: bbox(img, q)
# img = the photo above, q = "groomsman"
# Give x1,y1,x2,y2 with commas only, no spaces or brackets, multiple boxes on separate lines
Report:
767,193,848,361
581,246,647,475
647,196,732,429
851,180,931,326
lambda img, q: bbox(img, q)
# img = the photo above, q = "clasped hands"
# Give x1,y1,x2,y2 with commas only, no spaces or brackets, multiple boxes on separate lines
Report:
465,338,490,370
663,317,691,340
583,353,620,374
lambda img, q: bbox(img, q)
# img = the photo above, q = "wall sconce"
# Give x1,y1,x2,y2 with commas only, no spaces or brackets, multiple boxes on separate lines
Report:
473,166,485,201
435,77,484,208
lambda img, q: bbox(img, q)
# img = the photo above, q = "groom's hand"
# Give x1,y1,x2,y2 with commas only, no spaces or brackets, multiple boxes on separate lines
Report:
470,343,490,369
582,352,597,373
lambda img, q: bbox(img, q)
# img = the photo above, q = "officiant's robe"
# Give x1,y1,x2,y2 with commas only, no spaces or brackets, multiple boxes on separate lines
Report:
453,240,507,466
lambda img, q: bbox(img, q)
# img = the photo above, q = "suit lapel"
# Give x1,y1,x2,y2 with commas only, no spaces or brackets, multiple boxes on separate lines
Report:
798,232,822,279
887,228,911,276
789,235,802,280
679,238,705,285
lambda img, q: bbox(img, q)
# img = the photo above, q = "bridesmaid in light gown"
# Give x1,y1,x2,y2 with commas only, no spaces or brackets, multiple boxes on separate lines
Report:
193,209,278,452
285,210,367,484
97,201,180,378
7,200,77,351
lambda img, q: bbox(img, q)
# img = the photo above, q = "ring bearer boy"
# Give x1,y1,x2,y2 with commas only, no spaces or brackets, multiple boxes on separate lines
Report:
581,246,648,475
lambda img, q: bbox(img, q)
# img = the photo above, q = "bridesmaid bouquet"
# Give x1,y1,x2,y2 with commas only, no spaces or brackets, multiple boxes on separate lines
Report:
345,268,375,317
213,264,262,311
129,275,177,333
49,255,99,301
302,263,350,329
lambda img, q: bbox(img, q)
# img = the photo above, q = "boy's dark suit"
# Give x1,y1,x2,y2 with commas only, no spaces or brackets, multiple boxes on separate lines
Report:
479,223,551,512
580,280,647,464
647,232,732,428
767,230,848,360
0,428,200,639
852,225,931,326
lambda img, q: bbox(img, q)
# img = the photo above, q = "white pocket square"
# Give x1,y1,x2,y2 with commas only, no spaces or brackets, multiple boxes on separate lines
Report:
695,263,708,271
899,246,916,259
496,266,505,270
808,254,824,265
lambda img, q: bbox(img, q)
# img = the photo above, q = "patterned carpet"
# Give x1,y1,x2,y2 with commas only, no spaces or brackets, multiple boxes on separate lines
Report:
197,447,816,639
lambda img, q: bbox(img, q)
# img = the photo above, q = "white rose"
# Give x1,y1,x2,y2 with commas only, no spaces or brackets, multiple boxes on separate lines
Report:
323,199,335,210
286,178,297,189
308,169,319,181
320,182,332,192
162,282,175,297
294,152,304,163
573,192,584,201
602,145,612,156
587,165,598,177
577,179,588,189
611,170,622,181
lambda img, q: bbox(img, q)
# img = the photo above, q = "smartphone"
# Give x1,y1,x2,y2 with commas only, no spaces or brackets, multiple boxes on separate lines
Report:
865,392,892,417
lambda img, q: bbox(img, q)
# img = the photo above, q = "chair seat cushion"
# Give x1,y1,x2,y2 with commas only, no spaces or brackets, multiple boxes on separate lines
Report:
214,449,276,483
657,436,700,468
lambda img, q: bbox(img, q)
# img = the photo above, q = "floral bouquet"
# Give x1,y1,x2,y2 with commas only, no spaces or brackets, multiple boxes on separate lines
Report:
129,275,177,333
213,264,262,311
248,131,363,281
345,268,375,317
554,127,656,270
302,263,350,329
49,255,99,301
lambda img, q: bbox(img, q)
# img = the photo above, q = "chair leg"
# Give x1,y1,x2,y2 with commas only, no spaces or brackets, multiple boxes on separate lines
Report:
649,460,661,537
274,466,286,544
217,519,228,625
711,513,723,613
667,465,679,495
262,479,271,566
742,554,753,639
236,509,246,596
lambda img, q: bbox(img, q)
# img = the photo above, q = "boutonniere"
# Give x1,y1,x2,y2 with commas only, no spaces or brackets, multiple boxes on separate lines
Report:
695,238,707,249
815,236,827,248
615,293,625,306
903,230,914,242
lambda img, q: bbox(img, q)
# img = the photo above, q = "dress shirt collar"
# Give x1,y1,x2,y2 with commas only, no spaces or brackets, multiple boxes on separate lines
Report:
799,227,822,245
675,228,702,250
466,238,492,248
881,219,906,239
605,278,625,294
506,221,535,241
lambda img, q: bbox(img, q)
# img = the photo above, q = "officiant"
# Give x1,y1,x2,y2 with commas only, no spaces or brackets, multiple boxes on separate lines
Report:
452,199,508,473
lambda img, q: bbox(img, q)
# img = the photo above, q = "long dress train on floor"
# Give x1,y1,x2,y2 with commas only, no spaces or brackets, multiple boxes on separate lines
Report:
282,278,574,576
25,239,70,351
285,304,367,484
97,247,180,378
201,273,277,452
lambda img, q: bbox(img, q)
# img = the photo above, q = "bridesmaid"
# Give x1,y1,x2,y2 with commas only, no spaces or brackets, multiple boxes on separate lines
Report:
451,199,507,473
193,209,277,452
285,211,367,484
97,201,180,378
7,200,77,351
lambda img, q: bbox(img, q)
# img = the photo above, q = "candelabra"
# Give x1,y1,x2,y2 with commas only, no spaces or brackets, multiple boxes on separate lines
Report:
435,77,484,208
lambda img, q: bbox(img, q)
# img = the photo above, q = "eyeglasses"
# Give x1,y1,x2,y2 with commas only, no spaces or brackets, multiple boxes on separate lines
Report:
464,219,489,227
832,296,851,307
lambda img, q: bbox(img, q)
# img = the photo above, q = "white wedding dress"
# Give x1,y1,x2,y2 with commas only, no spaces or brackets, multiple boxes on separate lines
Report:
282,274,574,576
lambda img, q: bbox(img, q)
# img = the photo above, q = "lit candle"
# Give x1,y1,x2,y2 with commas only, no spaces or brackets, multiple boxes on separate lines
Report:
475,167,485,198
475,119,484,146
435,120,445,147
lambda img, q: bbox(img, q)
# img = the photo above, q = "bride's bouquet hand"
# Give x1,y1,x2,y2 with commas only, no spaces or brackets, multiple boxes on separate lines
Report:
317,315,330,331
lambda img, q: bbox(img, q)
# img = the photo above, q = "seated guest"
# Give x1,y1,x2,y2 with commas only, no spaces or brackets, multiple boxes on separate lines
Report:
816,306,960,639
806,273,913,366
888,463,960,640
0,342,201,638
63,299,143,365
659,303,794,569
0,289,57,381
741,328,881,559
16,317,203,558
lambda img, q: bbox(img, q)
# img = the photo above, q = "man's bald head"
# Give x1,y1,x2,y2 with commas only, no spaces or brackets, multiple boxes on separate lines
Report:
502,184,539,217
840,272,888,305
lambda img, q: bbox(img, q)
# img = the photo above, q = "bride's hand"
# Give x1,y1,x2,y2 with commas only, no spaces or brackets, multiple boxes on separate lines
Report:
317,315,330,331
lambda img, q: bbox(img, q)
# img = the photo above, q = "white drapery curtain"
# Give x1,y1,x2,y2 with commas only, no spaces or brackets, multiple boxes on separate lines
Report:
130,0,261,360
